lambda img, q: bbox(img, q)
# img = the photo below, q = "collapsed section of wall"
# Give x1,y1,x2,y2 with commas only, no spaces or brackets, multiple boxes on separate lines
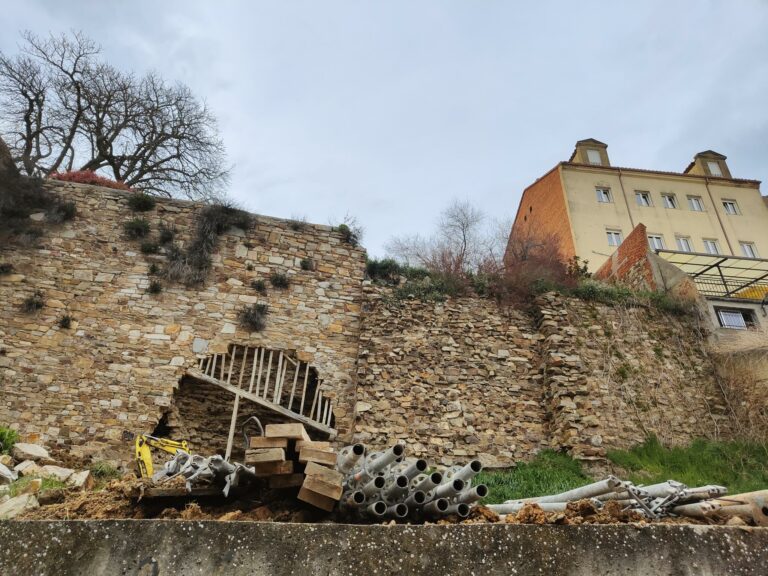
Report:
0,182,365,462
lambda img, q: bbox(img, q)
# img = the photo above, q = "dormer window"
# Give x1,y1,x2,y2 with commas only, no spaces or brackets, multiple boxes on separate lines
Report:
587,149,602,165
707,161,723,177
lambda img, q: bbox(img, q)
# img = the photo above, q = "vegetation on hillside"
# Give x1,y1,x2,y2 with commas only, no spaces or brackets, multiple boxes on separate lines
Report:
607,435,768,495
0,425,19,454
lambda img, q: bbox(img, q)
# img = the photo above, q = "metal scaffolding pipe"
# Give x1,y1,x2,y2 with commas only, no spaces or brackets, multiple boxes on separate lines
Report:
449,460,483,484
398,458,428,480
445,503,471,518
455,484,488,504
366,444,405,475
385,503,409,519
384,475,410,501
336,444,365,474
414,472,443,493
365,501,387,517
433,478,465,500
361,476,386,498
515,476,622,504
405,490,426,507
423,498,449,516
342,490,366,508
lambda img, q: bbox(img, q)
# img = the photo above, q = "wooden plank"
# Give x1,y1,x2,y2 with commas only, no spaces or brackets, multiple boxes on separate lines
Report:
302,462,343,500
255,347,265,396
269,473,305,489
247,347,258,393
251,460,294,477
298,486,337,512
130,486,222,499
299,363,309,415
265,423,310,441
299,448,337,466
274,351,283,404
244,448,285,463
288,363,300,412
186,369,337,438
264,350,273,399
249,437,289,449
223,346,241,461
295,440,332,451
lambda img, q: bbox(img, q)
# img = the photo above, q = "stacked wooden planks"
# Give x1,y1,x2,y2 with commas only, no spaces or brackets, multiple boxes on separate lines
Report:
245,423,342,511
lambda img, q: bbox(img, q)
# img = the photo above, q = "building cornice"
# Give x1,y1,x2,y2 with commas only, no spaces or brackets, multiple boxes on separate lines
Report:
562,162,761,187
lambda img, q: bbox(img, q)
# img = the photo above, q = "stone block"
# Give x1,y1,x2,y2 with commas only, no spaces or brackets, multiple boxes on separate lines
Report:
12,443,50,463
68,470,95,491
40,465,75,482
0,493,39,519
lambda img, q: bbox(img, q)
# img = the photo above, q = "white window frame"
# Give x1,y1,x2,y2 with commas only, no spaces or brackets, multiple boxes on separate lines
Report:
688,196,705,212
662,194,678,209
647,235,665,251
703,239,721,255
676,236,693,252
587,149,602,165
716,308,756,330
606,230,623,247
740,242,758,258
595,187,613,203
722,200,740,215
635,191,652,207
707,161,723,177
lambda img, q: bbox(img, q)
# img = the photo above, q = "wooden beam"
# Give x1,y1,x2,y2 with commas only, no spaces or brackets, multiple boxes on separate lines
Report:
248,347,258,394
187,369,337,438
224,346,241,460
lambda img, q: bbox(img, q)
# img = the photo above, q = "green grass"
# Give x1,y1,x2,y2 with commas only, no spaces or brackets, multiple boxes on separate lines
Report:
0,425,19,454
8,476,68,497
477,450,591,504
607,436,768,495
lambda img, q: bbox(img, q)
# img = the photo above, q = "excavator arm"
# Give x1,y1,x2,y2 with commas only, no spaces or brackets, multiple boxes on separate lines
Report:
135,434,190,478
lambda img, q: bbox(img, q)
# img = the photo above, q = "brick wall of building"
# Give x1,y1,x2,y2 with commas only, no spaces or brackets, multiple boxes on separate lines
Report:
505,165,575,267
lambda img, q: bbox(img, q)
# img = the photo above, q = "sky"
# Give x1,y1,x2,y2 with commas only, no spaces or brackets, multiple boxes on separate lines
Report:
2,1,767,256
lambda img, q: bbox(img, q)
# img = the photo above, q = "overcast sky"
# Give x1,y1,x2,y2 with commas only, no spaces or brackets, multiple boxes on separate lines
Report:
3,1,767,256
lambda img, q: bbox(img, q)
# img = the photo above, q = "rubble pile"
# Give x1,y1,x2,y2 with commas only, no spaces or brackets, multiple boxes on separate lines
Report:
0,442,96,520
487,475,768,527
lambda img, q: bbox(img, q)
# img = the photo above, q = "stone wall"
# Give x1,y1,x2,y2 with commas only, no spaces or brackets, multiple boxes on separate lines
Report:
354,286,732,467
0,181,365,462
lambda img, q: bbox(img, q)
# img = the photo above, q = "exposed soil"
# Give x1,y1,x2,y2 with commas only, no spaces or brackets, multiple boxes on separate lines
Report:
17,478,741,526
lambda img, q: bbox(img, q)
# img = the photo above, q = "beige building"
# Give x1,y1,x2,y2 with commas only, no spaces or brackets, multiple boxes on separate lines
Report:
508,139,768,273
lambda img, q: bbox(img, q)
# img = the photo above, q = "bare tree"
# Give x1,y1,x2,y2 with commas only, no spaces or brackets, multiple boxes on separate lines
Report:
386,199,510,274
0,31,228,200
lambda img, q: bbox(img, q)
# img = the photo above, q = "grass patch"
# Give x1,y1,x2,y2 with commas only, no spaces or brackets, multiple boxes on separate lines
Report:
0,425,19,454
8,476,68,498
140,241,160,254
476,450,591,504
89,461,121,481
607,436,768,495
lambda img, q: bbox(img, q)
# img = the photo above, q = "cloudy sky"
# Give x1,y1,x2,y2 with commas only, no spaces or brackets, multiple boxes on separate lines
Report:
3,1,767,256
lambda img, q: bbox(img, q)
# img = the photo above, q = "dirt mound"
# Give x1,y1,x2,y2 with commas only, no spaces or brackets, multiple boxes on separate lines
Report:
21,478,144,520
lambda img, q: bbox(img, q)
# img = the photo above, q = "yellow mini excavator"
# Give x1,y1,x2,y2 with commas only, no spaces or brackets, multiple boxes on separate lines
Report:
134,433,190,478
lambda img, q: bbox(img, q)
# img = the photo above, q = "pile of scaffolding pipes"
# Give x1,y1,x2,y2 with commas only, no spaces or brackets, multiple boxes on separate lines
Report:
486,476,768,525
336,443,487,520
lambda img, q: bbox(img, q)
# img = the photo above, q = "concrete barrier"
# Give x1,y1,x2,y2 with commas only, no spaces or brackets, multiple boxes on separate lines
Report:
1,520,767,575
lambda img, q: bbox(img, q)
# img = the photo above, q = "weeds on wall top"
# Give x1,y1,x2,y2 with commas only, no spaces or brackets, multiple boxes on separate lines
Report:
49,170,132,191
127,192,156,212
164,202,252,286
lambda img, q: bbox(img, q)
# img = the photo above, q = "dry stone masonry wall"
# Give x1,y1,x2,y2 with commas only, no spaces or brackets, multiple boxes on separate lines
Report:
0,182,736,466
0,181,365,462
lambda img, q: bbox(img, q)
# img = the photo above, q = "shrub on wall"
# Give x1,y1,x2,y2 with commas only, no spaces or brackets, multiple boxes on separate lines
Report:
0,425,19,455
269,272,290,289
300,257,314,271
50,170,132,191
250,279,266,293
124,218,150,239
21,290,45,313
127,192,156,212
140,241,159,254
58,314,72,329
238,303,268,332
0,263,13,274
147,280,163,294
164,202,252,286
1,172,77,242
158,224,175,244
